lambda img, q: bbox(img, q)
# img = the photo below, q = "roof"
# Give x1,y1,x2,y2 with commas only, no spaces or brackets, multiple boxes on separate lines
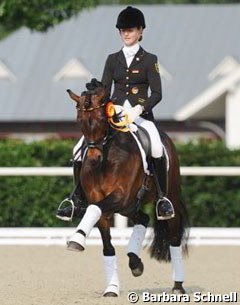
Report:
175,66,240,120
0,4,240,122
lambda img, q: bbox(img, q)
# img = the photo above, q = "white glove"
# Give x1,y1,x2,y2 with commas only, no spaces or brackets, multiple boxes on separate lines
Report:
125,105,143,123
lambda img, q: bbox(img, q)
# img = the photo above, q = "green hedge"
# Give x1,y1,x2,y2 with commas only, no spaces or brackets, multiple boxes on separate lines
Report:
0,139,239,227
176,140,240,227
0,139,77,227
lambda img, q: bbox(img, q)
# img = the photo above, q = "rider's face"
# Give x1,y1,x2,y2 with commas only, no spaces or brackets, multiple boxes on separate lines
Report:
119,27,142,46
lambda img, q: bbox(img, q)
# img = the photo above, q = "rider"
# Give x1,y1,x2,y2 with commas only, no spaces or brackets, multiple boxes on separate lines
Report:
56,6,174,221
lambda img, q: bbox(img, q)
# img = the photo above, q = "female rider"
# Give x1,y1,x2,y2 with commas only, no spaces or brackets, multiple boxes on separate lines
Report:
56,6,174,221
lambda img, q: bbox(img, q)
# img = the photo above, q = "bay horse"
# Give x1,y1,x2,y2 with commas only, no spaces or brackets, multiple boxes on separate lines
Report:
66,79,188,297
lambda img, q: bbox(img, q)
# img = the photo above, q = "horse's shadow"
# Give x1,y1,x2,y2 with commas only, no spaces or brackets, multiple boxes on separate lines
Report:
87,286,205,300
127,285,205,295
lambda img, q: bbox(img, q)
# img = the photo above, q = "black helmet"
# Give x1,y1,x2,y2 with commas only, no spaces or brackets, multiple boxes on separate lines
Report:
116,6,146,29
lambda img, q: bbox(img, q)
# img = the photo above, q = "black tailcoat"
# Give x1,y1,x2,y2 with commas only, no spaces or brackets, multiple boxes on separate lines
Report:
101,46,162,121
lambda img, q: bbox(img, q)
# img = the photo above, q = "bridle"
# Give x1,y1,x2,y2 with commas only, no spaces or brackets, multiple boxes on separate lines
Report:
76,101,107,112
76,95,112,152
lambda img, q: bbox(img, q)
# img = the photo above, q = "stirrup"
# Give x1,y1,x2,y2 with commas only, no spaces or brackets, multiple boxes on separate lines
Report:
56,198,75,222
156,197,175,220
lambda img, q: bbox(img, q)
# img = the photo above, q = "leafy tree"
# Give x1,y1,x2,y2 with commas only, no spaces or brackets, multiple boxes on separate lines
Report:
118,0,239,3
0,0,99,32
1,0,240,36
102,0,240,3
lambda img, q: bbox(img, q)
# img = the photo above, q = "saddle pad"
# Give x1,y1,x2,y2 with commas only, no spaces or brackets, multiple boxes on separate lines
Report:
130,124,169,174
130,126,150,175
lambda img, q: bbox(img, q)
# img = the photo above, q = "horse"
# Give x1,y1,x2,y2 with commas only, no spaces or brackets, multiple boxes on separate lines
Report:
65,79,189,297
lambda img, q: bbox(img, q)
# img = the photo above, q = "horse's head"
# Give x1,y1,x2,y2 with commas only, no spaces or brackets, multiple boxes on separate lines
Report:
67,79,109,162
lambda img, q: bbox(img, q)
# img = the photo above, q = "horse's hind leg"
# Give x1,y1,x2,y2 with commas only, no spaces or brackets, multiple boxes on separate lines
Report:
168,219,186,294
97,217,120,297
127,210,150,277
170,245,185,294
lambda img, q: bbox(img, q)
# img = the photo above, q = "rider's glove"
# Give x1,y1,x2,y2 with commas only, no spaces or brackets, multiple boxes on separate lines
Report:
125,105,144,124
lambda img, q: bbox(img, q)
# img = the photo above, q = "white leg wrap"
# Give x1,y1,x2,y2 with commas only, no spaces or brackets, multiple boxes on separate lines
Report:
103,256,120,296
69,231,86,249
69,205,102,248
76,204,102,236
127,224,146,256
170,246,184,282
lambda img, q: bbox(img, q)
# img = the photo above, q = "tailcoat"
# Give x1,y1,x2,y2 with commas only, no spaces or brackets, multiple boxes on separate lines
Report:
101,46,162,121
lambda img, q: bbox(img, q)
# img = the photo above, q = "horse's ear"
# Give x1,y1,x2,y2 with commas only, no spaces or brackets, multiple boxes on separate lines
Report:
66,89,80,103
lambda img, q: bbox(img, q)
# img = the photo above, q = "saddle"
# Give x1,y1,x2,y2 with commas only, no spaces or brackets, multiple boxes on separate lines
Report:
134,123,151,157
131,124,168,180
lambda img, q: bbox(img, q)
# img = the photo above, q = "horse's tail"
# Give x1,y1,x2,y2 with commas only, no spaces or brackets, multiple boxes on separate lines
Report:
149,131,189,262
149,197,189,262
150,215,172,262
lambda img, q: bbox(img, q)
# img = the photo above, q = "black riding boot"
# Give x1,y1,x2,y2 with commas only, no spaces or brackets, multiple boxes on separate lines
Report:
152,157,175,220
56,161,87,221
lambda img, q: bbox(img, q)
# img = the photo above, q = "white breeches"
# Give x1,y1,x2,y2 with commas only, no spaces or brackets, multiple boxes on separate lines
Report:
134,116,163,158
123,99,163,158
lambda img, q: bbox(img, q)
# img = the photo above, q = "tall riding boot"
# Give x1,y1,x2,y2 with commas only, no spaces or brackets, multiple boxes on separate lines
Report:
152,157,175,220
56,161,88,221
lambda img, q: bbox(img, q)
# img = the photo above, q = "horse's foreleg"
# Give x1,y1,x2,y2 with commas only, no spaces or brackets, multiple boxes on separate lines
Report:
68,191,123,251
68,204,102,251
98,217,120,297
127,210,150,277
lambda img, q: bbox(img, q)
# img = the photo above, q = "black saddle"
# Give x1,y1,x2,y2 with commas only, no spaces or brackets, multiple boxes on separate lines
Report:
133,124,151,157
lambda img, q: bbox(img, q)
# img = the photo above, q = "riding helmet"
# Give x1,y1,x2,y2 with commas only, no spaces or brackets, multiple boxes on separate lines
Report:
116,6,146,29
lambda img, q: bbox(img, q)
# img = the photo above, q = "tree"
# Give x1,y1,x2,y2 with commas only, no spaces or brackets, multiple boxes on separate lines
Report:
0,0,99,32
102,0,240,3
0,0,239,37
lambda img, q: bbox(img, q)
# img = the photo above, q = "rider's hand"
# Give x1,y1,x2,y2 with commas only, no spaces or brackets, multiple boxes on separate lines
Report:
125,105,144,123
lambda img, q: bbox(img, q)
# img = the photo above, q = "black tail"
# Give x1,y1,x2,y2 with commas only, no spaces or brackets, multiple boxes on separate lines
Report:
150,198,189,262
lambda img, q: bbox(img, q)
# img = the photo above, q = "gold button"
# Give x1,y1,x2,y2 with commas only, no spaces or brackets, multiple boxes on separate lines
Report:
126,84,129,87
131,87,139,94
126,69,129,72
126,92,129,95
126,76,129,80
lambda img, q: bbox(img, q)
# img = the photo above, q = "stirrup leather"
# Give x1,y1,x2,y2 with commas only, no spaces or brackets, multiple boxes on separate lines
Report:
56,198,75,222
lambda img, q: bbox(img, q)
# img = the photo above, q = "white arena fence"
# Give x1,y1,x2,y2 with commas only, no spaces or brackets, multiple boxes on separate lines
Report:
0,166,239,246
1,166,240,176
0,227,240,246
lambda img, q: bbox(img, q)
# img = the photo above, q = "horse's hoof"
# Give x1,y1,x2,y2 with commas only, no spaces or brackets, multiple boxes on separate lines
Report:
103,292,118,297
128,252,144,277
103,285,119,297
67,241,84,252
67,231,86,251
172,288,186,294
172,282,185,294
131,261,144,277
